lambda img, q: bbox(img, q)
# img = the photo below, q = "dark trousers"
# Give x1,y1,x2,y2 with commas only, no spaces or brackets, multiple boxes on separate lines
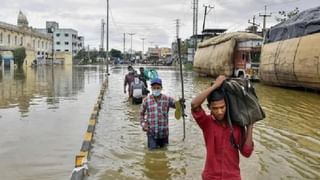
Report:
147,135,168,150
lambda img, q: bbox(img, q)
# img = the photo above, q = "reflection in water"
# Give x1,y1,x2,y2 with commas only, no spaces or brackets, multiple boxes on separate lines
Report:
0,66,102,116
0,65,105,180
143,150,171,180
89,66,320,180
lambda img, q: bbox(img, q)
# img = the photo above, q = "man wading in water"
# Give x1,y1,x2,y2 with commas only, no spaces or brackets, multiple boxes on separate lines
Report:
139,78,180,149
124,65,135,98
191,75,254,180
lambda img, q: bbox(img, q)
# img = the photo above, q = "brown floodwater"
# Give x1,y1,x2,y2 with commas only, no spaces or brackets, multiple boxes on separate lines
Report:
0,65,105,180
0,65,319,180
88,66,320,180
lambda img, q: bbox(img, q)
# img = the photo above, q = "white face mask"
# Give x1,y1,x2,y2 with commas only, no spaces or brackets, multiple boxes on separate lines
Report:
152,89,161,97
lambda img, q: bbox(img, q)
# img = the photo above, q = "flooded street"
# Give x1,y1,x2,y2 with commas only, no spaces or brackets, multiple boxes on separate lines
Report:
89,66,320,180
0,65,319,180
0,66,105,180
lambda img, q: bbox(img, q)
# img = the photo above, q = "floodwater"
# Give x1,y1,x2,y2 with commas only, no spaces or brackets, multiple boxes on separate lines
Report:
89,66,320,180
0,65,319,180
0,65,105,180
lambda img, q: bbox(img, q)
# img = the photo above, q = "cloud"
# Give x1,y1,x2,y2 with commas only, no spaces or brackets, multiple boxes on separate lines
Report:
0,0,319,51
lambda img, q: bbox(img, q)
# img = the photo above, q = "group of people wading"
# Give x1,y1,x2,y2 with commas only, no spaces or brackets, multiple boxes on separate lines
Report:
123,66,256,180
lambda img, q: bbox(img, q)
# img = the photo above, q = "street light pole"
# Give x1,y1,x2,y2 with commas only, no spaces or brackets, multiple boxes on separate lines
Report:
128,33,135,62
141,38,145,60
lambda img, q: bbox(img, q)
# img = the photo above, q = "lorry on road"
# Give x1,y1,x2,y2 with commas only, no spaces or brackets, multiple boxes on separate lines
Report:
193,32,263,80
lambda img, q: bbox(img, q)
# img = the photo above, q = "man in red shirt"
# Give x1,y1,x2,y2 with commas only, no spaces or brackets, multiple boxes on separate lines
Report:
191,75,254,180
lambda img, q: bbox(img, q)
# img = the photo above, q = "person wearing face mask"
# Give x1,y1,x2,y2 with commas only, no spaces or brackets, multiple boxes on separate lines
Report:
124,66,135,98
139,77,179,150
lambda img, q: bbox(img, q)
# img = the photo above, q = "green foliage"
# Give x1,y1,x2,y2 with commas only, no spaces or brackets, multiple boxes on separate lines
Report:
12,47,26,69
275,7,299,22
110,49,122,58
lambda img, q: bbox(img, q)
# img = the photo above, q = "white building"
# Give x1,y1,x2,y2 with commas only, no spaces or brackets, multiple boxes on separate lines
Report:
37,21,84,57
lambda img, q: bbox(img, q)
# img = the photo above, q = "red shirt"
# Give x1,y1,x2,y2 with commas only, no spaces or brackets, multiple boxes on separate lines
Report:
192,108,254,180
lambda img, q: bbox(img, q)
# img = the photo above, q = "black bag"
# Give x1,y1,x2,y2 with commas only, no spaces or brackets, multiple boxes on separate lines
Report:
223,78,266,127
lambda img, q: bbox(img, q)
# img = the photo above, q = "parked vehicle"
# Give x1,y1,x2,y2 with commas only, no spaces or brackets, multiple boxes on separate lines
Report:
259,6,320,90
193,32,263,80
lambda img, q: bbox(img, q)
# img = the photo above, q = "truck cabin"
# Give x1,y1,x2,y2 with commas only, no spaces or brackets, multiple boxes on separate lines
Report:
233,39,262,78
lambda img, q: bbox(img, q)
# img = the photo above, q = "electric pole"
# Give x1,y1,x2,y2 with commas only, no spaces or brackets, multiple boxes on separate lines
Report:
100,19,105,52
106,0,109,75
259,5,271,37
123,33,126,61
248,15,260,33
128,33,135,62
202,4,214,32
193,0,199,50
141,38,145,60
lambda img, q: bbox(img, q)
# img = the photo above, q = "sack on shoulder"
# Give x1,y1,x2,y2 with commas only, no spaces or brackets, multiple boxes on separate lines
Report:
222,78,266,126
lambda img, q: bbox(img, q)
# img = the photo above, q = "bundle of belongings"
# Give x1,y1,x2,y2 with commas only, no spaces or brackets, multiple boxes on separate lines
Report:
216,78,266,149
222,78,266,127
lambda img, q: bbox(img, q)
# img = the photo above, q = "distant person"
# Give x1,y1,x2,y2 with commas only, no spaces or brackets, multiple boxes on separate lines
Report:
138,67,149,95
130,75,146,104
191,75,254,180
140,78,181,149
124,65,135,98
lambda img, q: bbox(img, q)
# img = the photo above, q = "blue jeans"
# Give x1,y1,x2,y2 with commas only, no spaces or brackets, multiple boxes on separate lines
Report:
147,135,168,150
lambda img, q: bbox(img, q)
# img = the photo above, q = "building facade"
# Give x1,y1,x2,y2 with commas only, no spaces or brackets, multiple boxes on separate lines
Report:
0,11,53,67
37,21,84,57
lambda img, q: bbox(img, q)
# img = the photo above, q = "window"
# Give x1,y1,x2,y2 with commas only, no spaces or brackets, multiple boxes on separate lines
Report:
45,42,47,49
20,37,23,46
56,33,60,37
56,49,61,52
33,39,35,48
0,32,2,43
38,40,40,48
65,33,69,37
56,41,60,45
8,34,10,44
15,36,17,45
65,49,69,52
65,41,69,45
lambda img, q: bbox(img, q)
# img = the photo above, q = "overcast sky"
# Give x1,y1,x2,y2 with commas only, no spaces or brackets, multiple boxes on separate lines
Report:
0,0,319,52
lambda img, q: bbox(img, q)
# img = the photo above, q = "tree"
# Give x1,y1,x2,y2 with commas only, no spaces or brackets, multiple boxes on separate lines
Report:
275,7,299,22
110,49,122,59
12,47,26,69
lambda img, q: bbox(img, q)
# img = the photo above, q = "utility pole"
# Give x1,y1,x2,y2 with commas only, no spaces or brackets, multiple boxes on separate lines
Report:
202,4,214,32
123,33,126,61
259,5,271,37
106,0,109,75
193,0,199,50
100,19,105,52
141,38,145,60
87,45,90,62
128,33,135,62
248,15,260,33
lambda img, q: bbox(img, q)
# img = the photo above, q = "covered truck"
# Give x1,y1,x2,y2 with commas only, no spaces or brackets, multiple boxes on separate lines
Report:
259,6,320,90
193,32,263,79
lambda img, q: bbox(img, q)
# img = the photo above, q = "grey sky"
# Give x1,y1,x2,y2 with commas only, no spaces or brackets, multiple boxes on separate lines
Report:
0,0,319,52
